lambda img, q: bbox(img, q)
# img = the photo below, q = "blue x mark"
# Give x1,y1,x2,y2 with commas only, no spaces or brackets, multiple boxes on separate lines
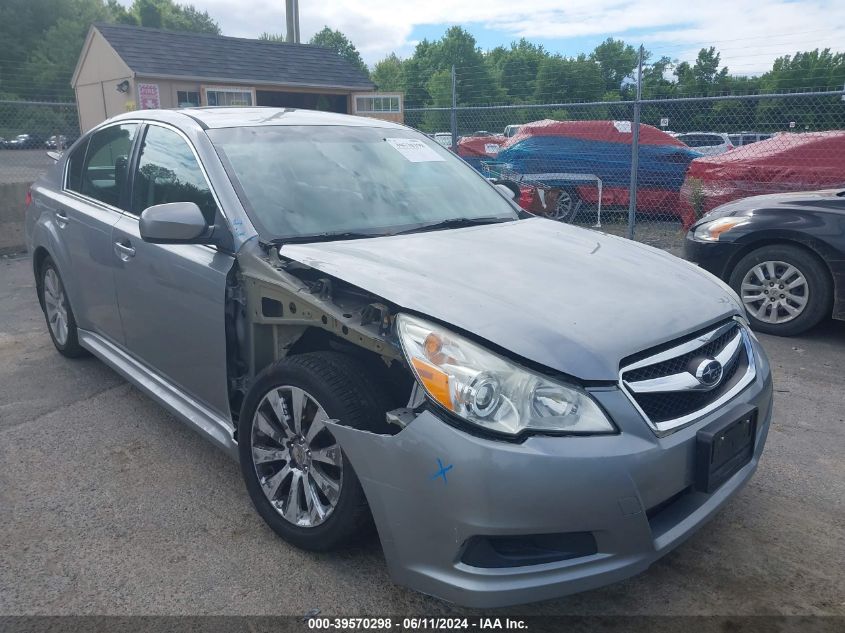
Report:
430,458,454,484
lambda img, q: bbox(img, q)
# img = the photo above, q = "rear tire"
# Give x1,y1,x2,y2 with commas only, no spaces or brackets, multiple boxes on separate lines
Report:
38,256,85,357
728,244,832,336
238,352,391,551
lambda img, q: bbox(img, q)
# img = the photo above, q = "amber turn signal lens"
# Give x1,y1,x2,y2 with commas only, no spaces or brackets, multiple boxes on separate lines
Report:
411,357,453,410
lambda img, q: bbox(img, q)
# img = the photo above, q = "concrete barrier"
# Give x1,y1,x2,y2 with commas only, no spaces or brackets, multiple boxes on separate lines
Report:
0,182,30,255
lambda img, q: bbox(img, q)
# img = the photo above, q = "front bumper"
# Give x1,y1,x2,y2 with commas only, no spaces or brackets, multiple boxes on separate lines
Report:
328,343,773,608
682,232,743,279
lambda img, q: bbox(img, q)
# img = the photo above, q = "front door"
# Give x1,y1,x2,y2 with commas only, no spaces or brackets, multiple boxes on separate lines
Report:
111,123,233,418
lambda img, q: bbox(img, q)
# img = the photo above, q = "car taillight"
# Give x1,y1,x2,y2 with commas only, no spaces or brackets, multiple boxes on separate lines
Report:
518,186,535,210
25,190,32,207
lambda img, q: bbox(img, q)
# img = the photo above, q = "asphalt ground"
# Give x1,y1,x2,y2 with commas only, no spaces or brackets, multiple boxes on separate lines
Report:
0,253,843,617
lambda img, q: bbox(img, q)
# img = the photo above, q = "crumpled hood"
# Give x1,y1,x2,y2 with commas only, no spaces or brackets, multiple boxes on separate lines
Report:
281,218,743,381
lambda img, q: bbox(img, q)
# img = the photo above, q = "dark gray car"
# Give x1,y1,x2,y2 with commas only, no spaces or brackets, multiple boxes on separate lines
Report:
25,107,773,607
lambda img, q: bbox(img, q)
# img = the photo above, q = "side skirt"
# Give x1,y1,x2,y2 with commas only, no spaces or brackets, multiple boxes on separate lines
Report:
78,329,238,459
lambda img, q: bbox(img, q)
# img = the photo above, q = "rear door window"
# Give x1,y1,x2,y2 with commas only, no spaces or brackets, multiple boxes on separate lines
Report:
65,138,89,192
73,124,138,207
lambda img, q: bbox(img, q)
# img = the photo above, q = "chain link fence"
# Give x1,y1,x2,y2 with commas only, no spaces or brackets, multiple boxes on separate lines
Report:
2,89,844,255
0,100,79,185
406,74,845,254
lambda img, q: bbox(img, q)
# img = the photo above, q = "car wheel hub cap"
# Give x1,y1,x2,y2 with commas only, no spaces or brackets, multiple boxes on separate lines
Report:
289,439,311,471
553,192,572,219
250,386,342,527
740,260,808,325
43,268,69,345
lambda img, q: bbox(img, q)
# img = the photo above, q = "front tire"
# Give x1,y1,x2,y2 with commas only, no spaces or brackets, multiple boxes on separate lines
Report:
729,244,832,336
238,352,391,551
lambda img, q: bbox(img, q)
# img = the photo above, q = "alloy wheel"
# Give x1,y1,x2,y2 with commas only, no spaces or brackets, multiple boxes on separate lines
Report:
740,260,808,324
250,386,342,528
550,190,574,220
43,268,69,345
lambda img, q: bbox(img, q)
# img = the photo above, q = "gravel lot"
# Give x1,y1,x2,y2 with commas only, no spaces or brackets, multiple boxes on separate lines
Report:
0,253,843,617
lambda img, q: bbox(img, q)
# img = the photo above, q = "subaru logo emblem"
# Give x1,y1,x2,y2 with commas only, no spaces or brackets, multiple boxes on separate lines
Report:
695,359,723,387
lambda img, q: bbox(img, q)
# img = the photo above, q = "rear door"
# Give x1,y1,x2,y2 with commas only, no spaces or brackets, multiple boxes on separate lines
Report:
111,122,234,418
57,122,139,343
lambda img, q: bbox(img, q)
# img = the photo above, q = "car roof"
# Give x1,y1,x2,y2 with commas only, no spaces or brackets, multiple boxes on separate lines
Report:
107,107,408,131
678,132,726,137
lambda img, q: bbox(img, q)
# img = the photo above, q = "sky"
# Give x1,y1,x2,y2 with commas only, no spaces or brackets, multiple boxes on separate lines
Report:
146,0,845,75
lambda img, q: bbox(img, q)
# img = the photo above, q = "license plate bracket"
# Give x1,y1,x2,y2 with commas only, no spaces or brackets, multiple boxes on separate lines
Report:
695,408,757,493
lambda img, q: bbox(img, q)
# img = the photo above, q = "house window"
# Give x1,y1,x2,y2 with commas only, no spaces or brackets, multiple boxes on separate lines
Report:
355,95,401,113
204,87,254,107
177,91,200,107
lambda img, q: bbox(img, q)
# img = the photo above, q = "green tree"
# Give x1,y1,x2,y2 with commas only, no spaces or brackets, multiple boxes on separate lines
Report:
590,38,640,92
258,32,286,43
641,56,675,99
535,54,604,103
308,27,368,74
113,0,220,33
8,0,219,101
421,69,452,131
486,39,547,103
0,0,107,98
402,40,436,108
755,49,845,131
371,53,404,91
761,49,845,92
675,47,729,96
431,27,501,105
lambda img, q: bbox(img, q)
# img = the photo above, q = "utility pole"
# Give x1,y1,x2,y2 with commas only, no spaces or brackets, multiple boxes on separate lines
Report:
285,0,300,43
626,45,644,240
450,65,458,150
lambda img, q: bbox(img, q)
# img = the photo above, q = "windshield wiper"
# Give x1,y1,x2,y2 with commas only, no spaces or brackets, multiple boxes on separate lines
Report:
269,231,379,246
393,216,515,235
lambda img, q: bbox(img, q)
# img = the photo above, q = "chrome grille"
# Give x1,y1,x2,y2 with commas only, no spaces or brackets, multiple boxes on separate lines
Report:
619,319,756,434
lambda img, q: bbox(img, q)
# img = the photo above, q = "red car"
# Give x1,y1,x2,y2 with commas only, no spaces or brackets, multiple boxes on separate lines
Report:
679,131,845,227
456,134,506,171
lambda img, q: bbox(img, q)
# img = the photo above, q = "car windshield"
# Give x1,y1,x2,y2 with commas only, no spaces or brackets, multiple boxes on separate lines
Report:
208,125,519,241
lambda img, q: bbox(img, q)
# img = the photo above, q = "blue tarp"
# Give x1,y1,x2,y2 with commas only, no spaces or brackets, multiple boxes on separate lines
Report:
494,136,701,191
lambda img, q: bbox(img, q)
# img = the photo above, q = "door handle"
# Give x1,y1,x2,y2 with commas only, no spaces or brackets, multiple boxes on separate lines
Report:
114,240,136,260
55,211,68,229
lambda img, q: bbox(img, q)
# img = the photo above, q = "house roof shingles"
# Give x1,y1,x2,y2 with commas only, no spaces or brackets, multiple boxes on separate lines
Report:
94,23,375,91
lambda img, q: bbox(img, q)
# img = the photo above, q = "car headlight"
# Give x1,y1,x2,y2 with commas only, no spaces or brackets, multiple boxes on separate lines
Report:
693,216,748,241
396,314,615,436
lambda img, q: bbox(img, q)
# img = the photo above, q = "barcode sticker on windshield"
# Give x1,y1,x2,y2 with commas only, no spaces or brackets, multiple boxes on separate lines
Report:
385,138,445,162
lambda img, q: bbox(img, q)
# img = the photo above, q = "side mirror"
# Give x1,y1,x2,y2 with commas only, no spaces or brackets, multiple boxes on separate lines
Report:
495,183,517,200
139,202,211,244
492,179,520,201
